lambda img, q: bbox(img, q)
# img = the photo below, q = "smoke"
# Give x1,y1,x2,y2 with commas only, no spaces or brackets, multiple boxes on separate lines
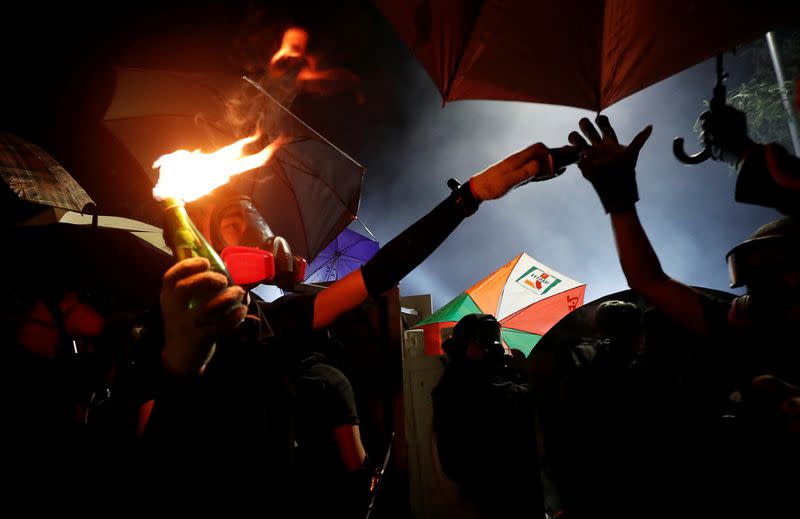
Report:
354,48,781,311
225,22,363,146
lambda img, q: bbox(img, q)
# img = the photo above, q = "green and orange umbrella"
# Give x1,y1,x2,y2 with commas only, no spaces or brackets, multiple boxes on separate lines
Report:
415,253,586,357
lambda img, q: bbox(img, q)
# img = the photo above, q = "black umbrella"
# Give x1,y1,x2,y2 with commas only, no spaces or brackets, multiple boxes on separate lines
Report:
103,67,366,262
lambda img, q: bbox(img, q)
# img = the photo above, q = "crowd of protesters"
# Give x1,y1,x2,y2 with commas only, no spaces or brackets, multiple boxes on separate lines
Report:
1,32,799,519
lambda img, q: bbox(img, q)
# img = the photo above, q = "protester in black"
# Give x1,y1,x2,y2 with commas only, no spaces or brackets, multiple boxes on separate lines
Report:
432,313,543,519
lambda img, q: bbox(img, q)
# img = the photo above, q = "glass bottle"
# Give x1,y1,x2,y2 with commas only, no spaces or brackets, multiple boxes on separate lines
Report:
160,196,232,282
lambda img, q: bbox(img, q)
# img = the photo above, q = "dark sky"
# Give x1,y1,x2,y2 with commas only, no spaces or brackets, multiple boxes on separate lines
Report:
2,2,795,309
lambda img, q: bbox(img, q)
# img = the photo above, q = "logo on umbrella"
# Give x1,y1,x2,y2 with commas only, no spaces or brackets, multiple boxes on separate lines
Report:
516,265,561,295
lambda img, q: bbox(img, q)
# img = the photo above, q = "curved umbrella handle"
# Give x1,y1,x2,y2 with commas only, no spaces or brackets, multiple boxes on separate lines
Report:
673,137,712,164
673,54,726,166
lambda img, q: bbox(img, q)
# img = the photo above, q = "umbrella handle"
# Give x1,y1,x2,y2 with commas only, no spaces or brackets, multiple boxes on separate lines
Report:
672,137,712,164
673,54,728,166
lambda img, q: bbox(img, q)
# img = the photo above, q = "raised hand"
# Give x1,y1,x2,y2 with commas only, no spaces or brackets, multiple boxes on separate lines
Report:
569,115,652,214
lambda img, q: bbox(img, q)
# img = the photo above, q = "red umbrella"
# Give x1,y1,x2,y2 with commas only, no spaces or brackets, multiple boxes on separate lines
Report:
376,1,800,111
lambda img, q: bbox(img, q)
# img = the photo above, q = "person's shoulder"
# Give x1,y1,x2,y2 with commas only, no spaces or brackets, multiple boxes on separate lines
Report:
258,291,316,312
256,291,317,335
695,290,735,335
299,359,347,383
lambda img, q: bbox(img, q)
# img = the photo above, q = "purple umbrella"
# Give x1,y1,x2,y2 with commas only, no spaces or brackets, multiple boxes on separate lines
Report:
304,227,379,283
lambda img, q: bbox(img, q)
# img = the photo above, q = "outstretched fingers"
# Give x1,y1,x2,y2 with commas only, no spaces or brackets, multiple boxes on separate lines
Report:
628,125,653,158
568,131,588,150
595,115,618,144
579,117,602,146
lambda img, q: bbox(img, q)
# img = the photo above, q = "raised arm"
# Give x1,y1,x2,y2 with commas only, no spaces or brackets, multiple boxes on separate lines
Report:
571,116,710,335
312,143,577,329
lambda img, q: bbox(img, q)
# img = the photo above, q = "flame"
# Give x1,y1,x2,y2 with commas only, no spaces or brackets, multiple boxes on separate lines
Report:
269,27,362,100
270,27,308,68
152,134,281,203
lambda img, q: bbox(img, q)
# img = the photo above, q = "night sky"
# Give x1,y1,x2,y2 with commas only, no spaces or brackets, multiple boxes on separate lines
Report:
1,2,795,310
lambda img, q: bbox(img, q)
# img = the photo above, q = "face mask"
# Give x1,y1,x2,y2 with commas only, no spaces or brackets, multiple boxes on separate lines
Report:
210,196,306,288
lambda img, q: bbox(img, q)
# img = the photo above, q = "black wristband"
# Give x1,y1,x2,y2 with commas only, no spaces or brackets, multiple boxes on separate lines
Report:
591,170,639,214
447,178,482,216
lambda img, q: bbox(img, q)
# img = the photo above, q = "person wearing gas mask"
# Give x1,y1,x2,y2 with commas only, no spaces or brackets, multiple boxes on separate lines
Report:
432,313,542,519
128,141,576,516
569,114,800,518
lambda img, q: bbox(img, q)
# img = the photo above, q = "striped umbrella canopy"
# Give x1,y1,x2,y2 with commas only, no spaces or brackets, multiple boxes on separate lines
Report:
415,252,586,357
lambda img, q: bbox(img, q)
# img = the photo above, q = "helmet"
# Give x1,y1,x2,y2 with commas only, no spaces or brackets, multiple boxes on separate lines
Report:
726,216,800,289
442,313,504,362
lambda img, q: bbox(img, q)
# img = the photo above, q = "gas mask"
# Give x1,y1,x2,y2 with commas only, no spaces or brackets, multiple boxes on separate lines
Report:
208,195,306,289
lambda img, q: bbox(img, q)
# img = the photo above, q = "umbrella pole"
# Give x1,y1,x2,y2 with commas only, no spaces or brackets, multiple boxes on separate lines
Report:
354,216,377,242
242,75,366,170
765,31,800,156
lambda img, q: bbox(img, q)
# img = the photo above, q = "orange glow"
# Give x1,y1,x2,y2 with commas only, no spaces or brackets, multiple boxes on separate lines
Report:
297,59,361,96
270,27,308,67
152,134,281,203
268,27,362,100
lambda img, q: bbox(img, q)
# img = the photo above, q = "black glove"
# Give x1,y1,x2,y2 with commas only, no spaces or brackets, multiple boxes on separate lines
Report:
570,116,652,214
699,105,754,166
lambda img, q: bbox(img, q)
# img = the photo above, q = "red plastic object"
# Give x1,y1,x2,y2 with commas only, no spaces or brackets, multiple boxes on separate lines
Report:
293,256,307,284
221,246,276,286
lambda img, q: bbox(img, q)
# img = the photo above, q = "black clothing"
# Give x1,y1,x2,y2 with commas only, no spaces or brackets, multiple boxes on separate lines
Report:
551,294,800,519
432,359,543,518
113,183,484,515
553,336,675,519
294,355,368,518
697,293,800,519
130,293,316,517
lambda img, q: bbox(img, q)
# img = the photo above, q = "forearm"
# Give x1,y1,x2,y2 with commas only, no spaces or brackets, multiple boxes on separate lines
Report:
313,182,478,329
609,207,708,335
609,207,667,291
360,181,480,296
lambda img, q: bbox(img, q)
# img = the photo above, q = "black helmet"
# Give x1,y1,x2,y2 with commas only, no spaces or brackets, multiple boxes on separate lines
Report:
441,313,504,361
726,216,800,288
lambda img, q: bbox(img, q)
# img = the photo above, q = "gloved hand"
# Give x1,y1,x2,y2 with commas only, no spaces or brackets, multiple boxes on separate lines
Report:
468,143,578,201
699,105,755,166
569,115,652,214
160,257,247,377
